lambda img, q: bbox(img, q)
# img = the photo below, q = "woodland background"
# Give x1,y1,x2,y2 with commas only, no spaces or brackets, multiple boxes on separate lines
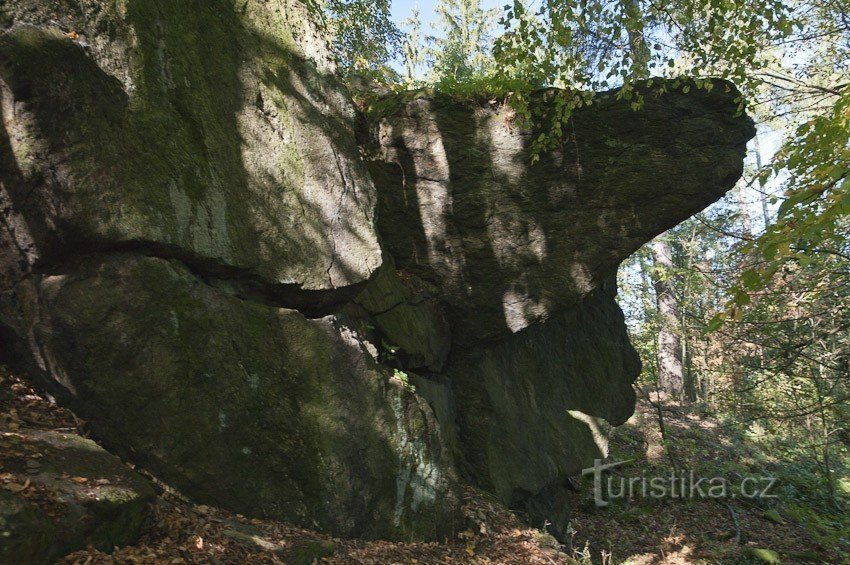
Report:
320,0,850,556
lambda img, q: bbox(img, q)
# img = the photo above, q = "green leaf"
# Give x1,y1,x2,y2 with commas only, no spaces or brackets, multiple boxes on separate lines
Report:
741,269,762,290
733,288,751,306
706,314,724,332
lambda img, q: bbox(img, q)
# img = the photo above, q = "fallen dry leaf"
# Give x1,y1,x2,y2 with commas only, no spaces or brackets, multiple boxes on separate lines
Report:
3,478,30,493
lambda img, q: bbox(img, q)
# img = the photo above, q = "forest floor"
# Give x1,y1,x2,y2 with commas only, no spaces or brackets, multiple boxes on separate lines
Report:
564,397,844,563
0,367,843,564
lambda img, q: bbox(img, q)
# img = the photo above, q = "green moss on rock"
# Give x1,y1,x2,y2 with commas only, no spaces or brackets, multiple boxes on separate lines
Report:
0,490,57,564
0,0,381,291
0,429,155,563
29,254,460,540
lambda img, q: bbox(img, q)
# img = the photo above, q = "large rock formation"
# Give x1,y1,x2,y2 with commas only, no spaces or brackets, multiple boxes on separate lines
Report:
15,254,459,540
0,427,155,562
0,0,456,541
361,86,753,535
0,0,381,296
367,88,751,344
0,0,754,547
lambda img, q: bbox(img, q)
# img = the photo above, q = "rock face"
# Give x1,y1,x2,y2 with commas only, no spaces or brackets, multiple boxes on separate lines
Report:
0,0,754,548
0,0,381,294
0,0,457,542
362,85,753,535
0,428,155,563
451,283,639,502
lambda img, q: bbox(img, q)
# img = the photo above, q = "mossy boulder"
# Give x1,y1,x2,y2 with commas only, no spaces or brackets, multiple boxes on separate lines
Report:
286,539,337,564
366,83,754,344
0,490,57,564
0,428,155,563
0,0,380,293
363,82,752,533
5,255,460,540
745,547,782,564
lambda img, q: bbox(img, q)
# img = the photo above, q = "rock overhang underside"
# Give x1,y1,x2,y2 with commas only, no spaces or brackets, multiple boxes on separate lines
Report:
0,0,754,544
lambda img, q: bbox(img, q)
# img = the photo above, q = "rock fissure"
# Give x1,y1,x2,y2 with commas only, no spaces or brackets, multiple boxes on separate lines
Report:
353,295,430,318
0,0,754,548
29,243,364,318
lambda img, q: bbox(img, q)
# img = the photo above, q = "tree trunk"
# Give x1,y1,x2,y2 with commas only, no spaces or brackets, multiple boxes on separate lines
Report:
623,0,686,400
754,135,771,228
736,183,753,237
650,236,686,400
622,0,650,78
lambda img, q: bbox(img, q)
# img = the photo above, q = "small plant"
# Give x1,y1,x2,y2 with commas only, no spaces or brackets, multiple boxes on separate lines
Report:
381,339,400,362
392,368,415,392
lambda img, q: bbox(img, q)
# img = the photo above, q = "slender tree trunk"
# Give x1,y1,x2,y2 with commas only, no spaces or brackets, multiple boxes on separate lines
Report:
681,224,700,401
650,236,686,400
621,0,687,400
637,248,654,322
622,0,650,79
754,135,771,228
736,183,753,237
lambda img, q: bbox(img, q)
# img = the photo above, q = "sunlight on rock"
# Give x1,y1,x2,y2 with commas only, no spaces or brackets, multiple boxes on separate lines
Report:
166,178,231,261
501,285,550,332
570,262,594,293
527,223,548,262
398,103,467,289
567,409,610,457
483,114,523,186
389,388,442,527
1,80,42,174
0,183,38,269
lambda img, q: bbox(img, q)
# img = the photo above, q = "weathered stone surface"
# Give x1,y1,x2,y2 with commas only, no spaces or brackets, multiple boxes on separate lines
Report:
450,281,638,504
367,84,754,343
342,255,451,371
447,281,639,539
0,0,754,545
0,428,155,563
362,83,753,535
1,255,460,540
0,0,381,294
